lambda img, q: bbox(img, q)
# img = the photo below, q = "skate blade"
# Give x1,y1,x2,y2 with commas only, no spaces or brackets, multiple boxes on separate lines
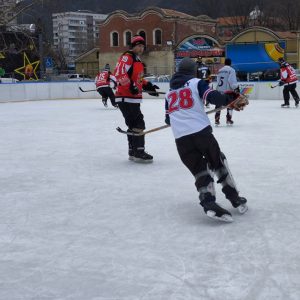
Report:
133,157,153,164
237,204,248,214
206,211,233,222
128,156,135,161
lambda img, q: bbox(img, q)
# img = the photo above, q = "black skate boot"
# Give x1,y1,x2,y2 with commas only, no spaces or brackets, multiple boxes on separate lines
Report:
201,201,233,222
200,193,233,222
128,149,134,161
133,150,153,163
215,116,220,126
226,115,234,125
295,99,299,108
281,103,289,108
229,196,248,214
102,98,108,107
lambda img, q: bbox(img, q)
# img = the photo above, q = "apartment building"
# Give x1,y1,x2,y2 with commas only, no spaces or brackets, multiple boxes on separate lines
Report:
53,11,107,67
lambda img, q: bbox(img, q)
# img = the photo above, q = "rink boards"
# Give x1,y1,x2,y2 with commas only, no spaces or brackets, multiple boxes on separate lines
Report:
0,81,299,102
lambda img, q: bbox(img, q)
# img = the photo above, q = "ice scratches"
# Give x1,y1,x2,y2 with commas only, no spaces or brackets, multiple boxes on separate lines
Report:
241,219,294,300
139,251,188,300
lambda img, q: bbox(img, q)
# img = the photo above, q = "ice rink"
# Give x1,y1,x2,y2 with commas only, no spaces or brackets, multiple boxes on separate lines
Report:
1,98,300,300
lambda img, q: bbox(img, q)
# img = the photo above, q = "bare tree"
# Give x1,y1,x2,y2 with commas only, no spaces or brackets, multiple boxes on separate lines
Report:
0,0,44,26
277,0,300,30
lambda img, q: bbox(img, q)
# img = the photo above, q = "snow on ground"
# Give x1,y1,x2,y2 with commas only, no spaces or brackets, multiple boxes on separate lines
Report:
0,98,300,300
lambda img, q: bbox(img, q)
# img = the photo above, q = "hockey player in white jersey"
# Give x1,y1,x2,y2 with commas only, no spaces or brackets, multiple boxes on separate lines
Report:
165,57,248,222
215,58,240,125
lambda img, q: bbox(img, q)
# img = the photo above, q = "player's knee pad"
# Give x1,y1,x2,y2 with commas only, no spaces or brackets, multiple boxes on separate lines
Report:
215,152,237,190
195,168,216,201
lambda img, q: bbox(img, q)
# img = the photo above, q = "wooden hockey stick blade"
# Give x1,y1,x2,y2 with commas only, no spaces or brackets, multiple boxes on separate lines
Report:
79,87,96,92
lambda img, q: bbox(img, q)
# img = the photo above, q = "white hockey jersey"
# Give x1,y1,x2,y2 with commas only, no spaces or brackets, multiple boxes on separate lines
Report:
166,78,211,139
216,65,239,93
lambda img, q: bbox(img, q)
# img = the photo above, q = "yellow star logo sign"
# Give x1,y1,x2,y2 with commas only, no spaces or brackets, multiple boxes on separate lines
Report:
0,52,5,59
14,53,40,80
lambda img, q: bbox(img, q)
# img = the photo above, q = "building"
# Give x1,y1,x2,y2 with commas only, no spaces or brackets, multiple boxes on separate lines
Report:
74,48,99,77
52,11,107,68
98,7,219,75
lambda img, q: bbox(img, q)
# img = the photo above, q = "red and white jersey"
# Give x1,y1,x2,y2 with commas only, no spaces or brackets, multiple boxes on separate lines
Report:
95,71,116,88
114,51,147,103
216,65,239,93
280,64,298,85
166,78,210,139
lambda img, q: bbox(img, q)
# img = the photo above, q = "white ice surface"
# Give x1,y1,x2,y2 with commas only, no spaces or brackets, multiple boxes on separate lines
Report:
0,99,300,300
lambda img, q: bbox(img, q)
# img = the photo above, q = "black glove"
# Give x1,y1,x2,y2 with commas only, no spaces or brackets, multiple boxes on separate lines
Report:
165,114,170,125
279,81,285,86
234,87,240,94
143,81,159,97
129,82,139,95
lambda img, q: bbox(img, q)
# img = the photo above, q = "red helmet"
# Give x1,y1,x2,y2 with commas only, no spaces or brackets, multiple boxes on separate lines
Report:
131,35,145,48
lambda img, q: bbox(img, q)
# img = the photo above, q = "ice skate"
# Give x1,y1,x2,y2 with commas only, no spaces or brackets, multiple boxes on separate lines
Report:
226,115,234,125
295,99,299,108
128,149,134,161
201,201,233,222
102,99,108,107
215,117,220,126
230,196,248,214
132,150,153,163
281,103,289,108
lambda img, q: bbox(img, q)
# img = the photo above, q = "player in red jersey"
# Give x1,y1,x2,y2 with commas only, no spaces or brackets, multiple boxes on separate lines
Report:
278,58,299,108
114,35,159,163
95,64,117,107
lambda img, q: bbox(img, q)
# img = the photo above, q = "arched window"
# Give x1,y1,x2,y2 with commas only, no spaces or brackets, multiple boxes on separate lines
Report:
111,32,119,47
124,31,132,46
138,30,146,43
154,29,162,45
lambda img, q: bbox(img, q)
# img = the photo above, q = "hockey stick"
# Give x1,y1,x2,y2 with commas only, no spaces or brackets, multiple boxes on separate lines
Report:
270,83,280,89
116,124,170,136
116,104,235,136
79,87,96,92
79,87,165,95
142,90,166,95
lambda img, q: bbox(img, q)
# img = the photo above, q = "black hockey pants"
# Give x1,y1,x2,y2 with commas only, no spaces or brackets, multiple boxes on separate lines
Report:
97,87,116,106
175,127,238,202
118,102,146,153
283,83,299,105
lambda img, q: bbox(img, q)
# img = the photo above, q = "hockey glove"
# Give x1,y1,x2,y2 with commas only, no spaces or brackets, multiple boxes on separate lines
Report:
228,94,249,111
279,81,285,86
129,82,139,95
143,82,160,97
234,87,240,94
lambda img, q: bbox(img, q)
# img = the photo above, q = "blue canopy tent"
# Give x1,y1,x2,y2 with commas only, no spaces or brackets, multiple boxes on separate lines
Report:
226,42,285,73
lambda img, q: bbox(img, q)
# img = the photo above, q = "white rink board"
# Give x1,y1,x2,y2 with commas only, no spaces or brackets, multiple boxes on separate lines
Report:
0,98,300,300
0,81,299,102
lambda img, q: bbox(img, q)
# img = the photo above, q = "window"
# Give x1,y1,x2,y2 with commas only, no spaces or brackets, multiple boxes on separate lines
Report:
154,29,162,45
111,32,119,47
124,31,132,46
138,30,146,43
